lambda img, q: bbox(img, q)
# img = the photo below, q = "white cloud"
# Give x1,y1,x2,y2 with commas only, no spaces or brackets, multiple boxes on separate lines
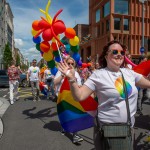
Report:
14,38,24,47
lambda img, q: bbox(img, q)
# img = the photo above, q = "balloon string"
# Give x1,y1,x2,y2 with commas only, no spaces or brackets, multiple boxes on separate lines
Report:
55,40,63,62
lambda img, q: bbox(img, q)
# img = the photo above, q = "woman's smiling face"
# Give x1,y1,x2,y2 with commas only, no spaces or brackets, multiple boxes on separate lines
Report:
105,43,125,69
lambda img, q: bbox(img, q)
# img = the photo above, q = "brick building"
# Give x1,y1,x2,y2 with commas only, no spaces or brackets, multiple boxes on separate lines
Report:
79,0,150,62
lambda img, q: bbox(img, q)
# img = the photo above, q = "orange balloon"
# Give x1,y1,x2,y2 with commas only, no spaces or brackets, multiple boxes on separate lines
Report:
40,41,50,53
65,28,76,39
32,20,40,31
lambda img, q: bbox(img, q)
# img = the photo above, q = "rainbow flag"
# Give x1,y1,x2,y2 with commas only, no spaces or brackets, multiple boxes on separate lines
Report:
39,82,48,96
57,78,98,133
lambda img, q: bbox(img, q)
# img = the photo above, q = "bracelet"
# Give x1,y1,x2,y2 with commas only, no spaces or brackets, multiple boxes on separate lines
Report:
68,78,76,83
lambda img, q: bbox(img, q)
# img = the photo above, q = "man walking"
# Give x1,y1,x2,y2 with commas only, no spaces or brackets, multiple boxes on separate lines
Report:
27,59,41,101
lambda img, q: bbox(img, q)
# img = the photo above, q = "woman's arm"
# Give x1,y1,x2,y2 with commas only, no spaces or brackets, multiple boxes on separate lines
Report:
136,76,150,88
69,82,93,101
54,74,64,85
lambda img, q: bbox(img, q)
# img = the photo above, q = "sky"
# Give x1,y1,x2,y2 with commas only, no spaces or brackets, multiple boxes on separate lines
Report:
7,0,89,62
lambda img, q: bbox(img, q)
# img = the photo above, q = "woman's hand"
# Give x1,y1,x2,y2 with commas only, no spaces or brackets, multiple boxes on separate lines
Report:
58,61,75,80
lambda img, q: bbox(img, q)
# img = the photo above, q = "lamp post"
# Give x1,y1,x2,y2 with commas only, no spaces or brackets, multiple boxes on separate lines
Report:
139,0,146,54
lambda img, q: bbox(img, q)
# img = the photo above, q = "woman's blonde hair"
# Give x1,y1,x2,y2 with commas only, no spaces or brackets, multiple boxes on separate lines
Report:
66,57,76,67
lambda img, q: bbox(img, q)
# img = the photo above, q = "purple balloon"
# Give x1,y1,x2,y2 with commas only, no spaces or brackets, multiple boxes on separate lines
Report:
77,60,82,66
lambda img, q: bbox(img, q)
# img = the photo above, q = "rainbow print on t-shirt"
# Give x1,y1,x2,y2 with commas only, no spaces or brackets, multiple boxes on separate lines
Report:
115,77,132,99
32,69,37,73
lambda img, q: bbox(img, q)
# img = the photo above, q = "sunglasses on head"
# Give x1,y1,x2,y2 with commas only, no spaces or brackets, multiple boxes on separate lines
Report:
110,49,125,56
67,63,74,65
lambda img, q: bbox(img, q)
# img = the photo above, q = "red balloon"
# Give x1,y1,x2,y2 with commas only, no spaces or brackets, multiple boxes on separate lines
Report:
40,41,50,53
65,28,76,39
42,29,53,41
38,20,50,29
53,20,66,35
32,20,40,31
51,42,59,50
82,63,88,68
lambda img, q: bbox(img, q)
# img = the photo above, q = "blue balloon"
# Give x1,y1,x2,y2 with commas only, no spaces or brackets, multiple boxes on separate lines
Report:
33,36,41,44
72,53,80,63
55,56,61,62
51,67,58,76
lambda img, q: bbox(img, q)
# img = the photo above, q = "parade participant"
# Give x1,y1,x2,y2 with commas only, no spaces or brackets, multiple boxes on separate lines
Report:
54,57,83,144
58,40,150,149
43,67,55,100
137,55,149,115
27,59,41,102
7,60,22,105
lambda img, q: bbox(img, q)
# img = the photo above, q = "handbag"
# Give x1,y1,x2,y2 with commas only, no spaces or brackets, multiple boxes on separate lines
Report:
96,71,133,150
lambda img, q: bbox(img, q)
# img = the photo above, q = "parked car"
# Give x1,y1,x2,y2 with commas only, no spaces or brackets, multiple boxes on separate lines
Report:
0,70,29,87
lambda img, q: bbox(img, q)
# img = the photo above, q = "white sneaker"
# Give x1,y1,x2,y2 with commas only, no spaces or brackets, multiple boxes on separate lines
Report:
10,101,14,105
72,134,83,144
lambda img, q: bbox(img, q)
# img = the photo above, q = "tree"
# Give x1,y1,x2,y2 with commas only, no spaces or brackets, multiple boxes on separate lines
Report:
3,43,13,69
16,54,21,67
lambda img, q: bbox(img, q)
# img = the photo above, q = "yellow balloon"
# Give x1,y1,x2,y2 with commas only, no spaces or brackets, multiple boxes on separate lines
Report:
31,29,38,36
52,35,60,43
69,36,79,46
43,50,53,61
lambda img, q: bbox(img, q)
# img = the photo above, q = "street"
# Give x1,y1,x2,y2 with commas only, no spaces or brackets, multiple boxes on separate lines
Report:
0,86,150,150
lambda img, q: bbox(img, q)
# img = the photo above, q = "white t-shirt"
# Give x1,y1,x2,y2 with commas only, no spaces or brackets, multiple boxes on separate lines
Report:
84,67,142,126
28,66,40,82
54,70,82,96
44,69,53,79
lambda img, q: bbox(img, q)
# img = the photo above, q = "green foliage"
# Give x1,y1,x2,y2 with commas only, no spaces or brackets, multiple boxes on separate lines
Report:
3,43,13,69
16,54,21,66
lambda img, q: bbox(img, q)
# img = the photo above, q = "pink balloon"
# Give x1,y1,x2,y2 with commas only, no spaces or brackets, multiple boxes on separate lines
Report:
125,56,137,67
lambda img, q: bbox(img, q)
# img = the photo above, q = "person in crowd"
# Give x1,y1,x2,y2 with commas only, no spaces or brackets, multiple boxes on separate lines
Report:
7,60,22,105
125,52,133,69
136,55,149,115
58,40,150,149
43,67,55,100
27,59,41,102
54,57,83,144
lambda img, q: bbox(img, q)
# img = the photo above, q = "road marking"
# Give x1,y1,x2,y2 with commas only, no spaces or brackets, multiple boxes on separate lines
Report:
3,95,7,98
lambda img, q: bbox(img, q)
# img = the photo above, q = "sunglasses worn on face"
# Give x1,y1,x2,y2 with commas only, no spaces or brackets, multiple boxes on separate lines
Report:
68,63,74,65
110,49,125,56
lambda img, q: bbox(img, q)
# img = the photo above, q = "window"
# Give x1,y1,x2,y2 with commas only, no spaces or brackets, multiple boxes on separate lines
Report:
103,1,110,17
106,20,110,32
114,18,121,30
124,19,129,31
96,9,100,23
114,0,129,15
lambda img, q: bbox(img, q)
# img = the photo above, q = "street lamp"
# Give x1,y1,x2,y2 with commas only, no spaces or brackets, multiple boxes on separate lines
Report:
139,0,146,54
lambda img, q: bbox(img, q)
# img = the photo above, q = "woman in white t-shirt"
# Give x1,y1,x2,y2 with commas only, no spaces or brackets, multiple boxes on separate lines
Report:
54,57,83,144
58,41,150,150
44,68,55,100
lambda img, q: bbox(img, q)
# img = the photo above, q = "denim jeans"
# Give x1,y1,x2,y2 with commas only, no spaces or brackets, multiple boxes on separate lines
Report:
30,81,40,99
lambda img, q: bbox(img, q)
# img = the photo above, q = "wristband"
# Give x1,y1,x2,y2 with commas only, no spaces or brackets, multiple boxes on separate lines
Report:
66,70,70,76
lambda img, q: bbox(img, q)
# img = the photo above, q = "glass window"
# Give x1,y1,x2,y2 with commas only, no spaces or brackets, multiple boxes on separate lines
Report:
124,19,129,31
114,18,121,30
114,0,129,15
106,20,110,32
103,1,110,17
96,9,100,23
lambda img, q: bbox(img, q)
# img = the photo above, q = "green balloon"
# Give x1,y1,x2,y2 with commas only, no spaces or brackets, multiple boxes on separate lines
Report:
47,60,55,69
71,45,79,53
53,51,60,57
36,43,41,51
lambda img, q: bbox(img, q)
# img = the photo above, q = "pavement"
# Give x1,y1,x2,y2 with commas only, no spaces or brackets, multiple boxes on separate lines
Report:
0,98,10,138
